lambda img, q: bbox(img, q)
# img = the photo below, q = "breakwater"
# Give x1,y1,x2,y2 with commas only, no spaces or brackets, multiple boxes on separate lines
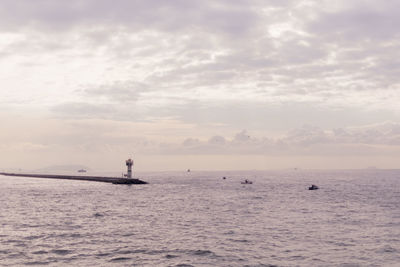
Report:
0,172,147,184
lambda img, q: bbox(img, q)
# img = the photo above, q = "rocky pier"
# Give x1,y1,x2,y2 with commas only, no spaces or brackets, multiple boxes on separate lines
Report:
0,172,148,185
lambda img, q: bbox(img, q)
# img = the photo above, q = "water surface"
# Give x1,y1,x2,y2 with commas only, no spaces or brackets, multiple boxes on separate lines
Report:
1,169,399,266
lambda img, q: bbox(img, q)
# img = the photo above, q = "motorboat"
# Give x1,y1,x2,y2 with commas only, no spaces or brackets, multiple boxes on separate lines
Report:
309,184,319,190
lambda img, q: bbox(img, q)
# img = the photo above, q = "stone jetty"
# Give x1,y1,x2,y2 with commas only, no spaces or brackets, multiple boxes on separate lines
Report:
0,172,147,185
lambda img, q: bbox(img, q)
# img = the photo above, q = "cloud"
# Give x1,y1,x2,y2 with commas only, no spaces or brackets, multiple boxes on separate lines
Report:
183,138,201,147
51,102,116,119
0,0,264,36
208,135,227,145
233,130,251,143
283,125,331,146
156,123,400,156
2,109,400,170
307,1,400,41
31,121,400,155
82,81,149,103
3,0,400,112
2,0,400,171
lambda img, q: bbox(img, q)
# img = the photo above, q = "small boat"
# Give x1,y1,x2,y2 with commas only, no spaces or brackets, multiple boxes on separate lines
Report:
309,184,319,190
78,169,87,173
241,179,253,184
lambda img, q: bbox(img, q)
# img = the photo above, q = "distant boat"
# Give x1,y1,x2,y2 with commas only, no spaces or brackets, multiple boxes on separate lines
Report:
187,169,191,172
78,169,87,173
309,184,319,190
241,179,253,184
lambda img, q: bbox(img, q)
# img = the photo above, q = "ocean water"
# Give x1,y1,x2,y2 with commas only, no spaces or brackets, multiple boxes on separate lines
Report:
0,169,399,266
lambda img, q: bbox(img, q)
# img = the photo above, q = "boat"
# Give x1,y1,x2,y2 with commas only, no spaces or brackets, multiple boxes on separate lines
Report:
77,169,87,173
309,184,319,190
241,179,253,184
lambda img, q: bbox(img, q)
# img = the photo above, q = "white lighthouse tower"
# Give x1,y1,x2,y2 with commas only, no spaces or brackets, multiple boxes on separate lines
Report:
126,158,134,178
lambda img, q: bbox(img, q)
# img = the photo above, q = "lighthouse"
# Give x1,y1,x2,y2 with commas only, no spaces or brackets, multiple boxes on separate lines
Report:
126,158,134,178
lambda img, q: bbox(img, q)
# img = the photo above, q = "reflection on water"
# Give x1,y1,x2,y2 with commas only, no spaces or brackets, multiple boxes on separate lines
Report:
1,170,399,266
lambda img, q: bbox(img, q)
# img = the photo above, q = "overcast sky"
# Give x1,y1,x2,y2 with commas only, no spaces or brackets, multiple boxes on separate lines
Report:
1,0,400,171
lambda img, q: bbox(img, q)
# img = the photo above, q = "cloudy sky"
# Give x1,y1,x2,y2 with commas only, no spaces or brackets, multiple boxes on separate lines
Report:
1,0,400,171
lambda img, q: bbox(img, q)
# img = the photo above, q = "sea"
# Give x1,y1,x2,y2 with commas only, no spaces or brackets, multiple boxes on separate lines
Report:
0,169,399,266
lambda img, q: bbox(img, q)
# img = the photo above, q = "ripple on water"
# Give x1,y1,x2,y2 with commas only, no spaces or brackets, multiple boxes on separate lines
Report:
165,254,179,259
24,261,51,265
24,235,45,240
31,250,48,255
228,238,250,243
0,249,12,255
109,257,132,262
224,230,235,235
191,249,215,256
50,249,72,255
117,249,148,254
381,245,397,253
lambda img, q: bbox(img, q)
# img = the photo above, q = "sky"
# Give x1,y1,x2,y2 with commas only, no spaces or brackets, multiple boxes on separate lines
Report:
1,0,400,171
